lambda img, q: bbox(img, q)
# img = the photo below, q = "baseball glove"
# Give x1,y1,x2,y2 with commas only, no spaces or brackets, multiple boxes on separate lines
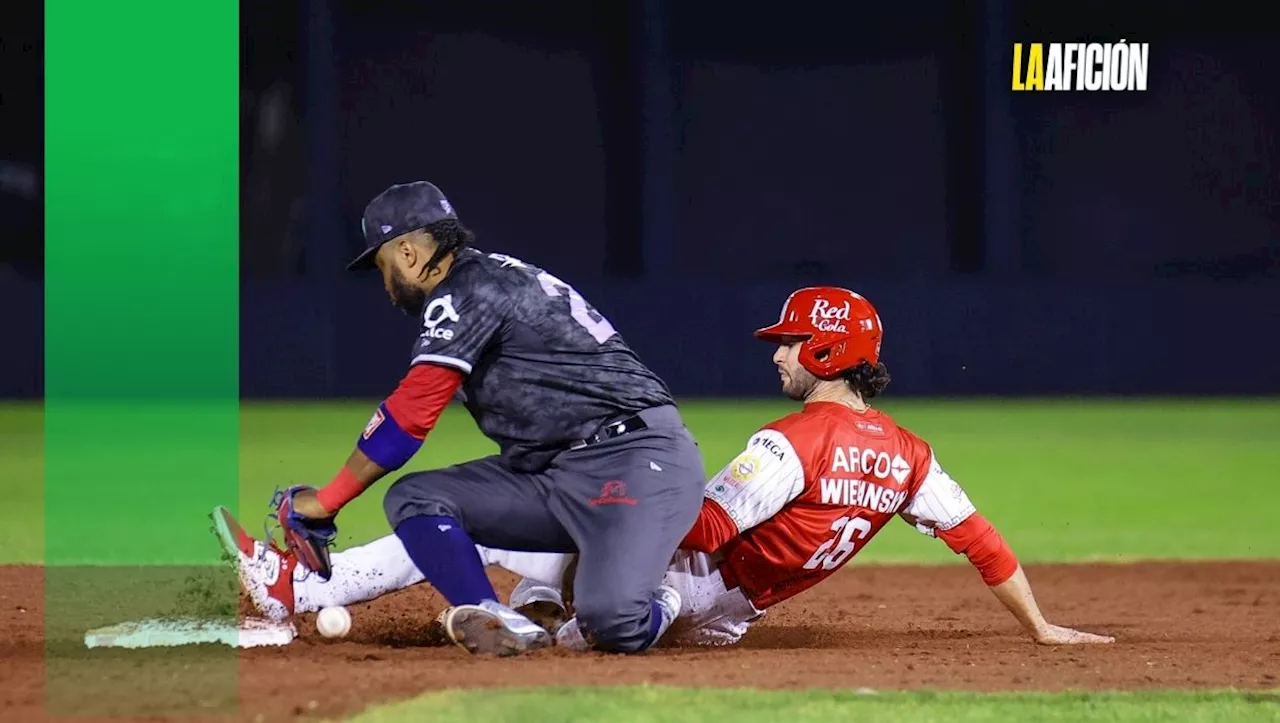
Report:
270,485,337,581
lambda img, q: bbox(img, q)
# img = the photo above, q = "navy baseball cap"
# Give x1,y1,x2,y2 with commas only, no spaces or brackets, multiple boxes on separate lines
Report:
346,181,459,271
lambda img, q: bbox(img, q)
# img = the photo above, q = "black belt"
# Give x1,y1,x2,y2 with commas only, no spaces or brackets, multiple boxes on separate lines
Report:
572,413,649,448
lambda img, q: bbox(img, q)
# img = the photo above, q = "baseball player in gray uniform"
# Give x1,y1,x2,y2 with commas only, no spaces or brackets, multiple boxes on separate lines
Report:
213,180,704,656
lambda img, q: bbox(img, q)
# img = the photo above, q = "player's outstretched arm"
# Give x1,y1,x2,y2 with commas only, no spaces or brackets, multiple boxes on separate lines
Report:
900,453,1114,646
276,364,463,577
291,363,465,520
920,514,1114,645
286,447,390,519
985,564,1115,645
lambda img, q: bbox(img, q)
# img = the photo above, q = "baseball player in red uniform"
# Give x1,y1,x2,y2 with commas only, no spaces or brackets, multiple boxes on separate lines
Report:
221,286,1113,649
538,286,1115,647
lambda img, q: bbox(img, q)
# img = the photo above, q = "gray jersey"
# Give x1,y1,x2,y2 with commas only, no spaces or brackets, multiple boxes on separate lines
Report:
408,248,677,471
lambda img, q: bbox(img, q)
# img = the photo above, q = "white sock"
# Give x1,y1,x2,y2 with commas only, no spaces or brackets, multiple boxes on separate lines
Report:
294,534,425,613
476,547,576,587
293,535,579,614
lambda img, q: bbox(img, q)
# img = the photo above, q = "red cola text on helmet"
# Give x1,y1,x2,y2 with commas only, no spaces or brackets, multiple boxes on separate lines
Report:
809,298,853,334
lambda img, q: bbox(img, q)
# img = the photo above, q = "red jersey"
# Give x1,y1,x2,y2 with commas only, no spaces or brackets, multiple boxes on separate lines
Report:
696,401,981,610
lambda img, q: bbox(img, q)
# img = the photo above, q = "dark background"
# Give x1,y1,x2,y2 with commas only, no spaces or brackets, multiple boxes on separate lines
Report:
3,1,1278,399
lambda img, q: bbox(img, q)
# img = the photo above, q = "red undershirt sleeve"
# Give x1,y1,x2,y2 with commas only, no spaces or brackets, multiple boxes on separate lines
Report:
680,499,739,554
935,513,1019,587
317,363,465,514
384,363,465,439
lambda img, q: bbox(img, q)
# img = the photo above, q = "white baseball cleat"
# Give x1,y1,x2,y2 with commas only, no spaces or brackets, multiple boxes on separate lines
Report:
442,599,552,657
553,616,589,651
210,505,297,622
510,577,569,636
554,584,683,652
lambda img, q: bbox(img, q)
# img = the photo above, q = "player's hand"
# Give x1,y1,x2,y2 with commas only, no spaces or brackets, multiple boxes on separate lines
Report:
285,487,331,520
1033,623,1115,645
271,485,338,580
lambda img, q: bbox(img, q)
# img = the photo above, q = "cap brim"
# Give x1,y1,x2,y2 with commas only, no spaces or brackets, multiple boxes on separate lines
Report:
345,245,381,271
753,323,811,343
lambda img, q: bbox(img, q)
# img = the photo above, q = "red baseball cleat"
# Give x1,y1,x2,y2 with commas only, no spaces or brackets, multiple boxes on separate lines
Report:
211,505,297,622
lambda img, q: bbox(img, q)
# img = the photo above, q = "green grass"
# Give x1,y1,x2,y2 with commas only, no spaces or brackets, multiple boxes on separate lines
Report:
0,402,42,564
340,687,1280,723
239,397,1280,564
5,397,1280,565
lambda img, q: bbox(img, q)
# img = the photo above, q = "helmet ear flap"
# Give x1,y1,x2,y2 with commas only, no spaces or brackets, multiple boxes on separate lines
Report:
800,339,848,380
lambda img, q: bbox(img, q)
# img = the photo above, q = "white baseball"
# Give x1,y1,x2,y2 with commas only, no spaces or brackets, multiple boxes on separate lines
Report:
316,606,352,639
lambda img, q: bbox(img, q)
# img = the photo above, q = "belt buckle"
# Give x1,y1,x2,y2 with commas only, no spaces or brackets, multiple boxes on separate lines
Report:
578,414,644,450
611,414,647,437
596,418,629,444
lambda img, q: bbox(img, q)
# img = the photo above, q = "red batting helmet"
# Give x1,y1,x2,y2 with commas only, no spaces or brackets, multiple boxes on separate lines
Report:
754,287,884,380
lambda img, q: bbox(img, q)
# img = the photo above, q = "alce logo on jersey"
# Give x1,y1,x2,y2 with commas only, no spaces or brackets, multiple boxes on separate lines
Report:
1012,40,1148,91
421,294,461,342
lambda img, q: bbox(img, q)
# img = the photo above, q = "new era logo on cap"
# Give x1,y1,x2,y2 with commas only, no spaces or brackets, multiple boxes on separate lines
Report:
347,180,459,271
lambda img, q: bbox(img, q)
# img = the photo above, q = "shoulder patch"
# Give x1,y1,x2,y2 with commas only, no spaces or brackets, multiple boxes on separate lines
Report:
748,432,787,461
729,453,762,484
363,408,385,440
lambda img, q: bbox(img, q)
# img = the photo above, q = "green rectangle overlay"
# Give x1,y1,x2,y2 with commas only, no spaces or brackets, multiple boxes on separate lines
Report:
45,0,241,716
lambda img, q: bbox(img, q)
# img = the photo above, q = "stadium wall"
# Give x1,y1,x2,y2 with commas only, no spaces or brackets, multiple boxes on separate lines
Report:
5,278,1275,399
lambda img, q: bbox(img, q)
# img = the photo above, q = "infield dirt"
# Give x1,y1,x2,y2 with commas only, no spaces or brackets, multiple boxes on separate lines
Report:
3,561,1278,721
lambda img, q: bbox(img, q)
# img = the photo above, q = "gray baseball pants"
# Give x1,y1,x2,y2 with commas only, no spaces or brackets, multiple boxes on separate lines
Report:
382,405,705,653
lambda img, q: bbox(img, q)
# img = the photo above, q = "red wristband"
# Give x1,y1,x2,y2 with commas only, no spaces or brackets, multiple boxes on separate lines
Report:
316,467,366,514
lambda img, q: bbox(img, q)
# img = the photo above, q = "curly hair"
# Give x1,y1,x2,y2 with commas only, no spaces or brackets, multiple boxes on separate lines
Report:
417,218,476,279
842,361,891,399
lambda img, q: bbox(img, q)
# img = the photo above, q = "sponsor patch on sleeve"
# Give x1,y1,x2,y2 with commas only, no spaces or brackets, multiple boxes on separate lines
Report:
728,453,762,484
362,408,385,440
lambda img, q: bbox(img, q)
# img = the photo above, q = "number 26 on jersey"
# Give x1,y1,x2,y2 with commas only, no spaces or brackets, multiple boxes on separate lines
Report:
803,515,873,571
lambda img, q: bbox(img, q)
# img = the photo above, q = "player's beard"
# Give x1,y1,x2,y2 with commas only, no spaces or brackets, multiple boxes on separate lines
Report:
388,266,428,318
781,366,819,401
